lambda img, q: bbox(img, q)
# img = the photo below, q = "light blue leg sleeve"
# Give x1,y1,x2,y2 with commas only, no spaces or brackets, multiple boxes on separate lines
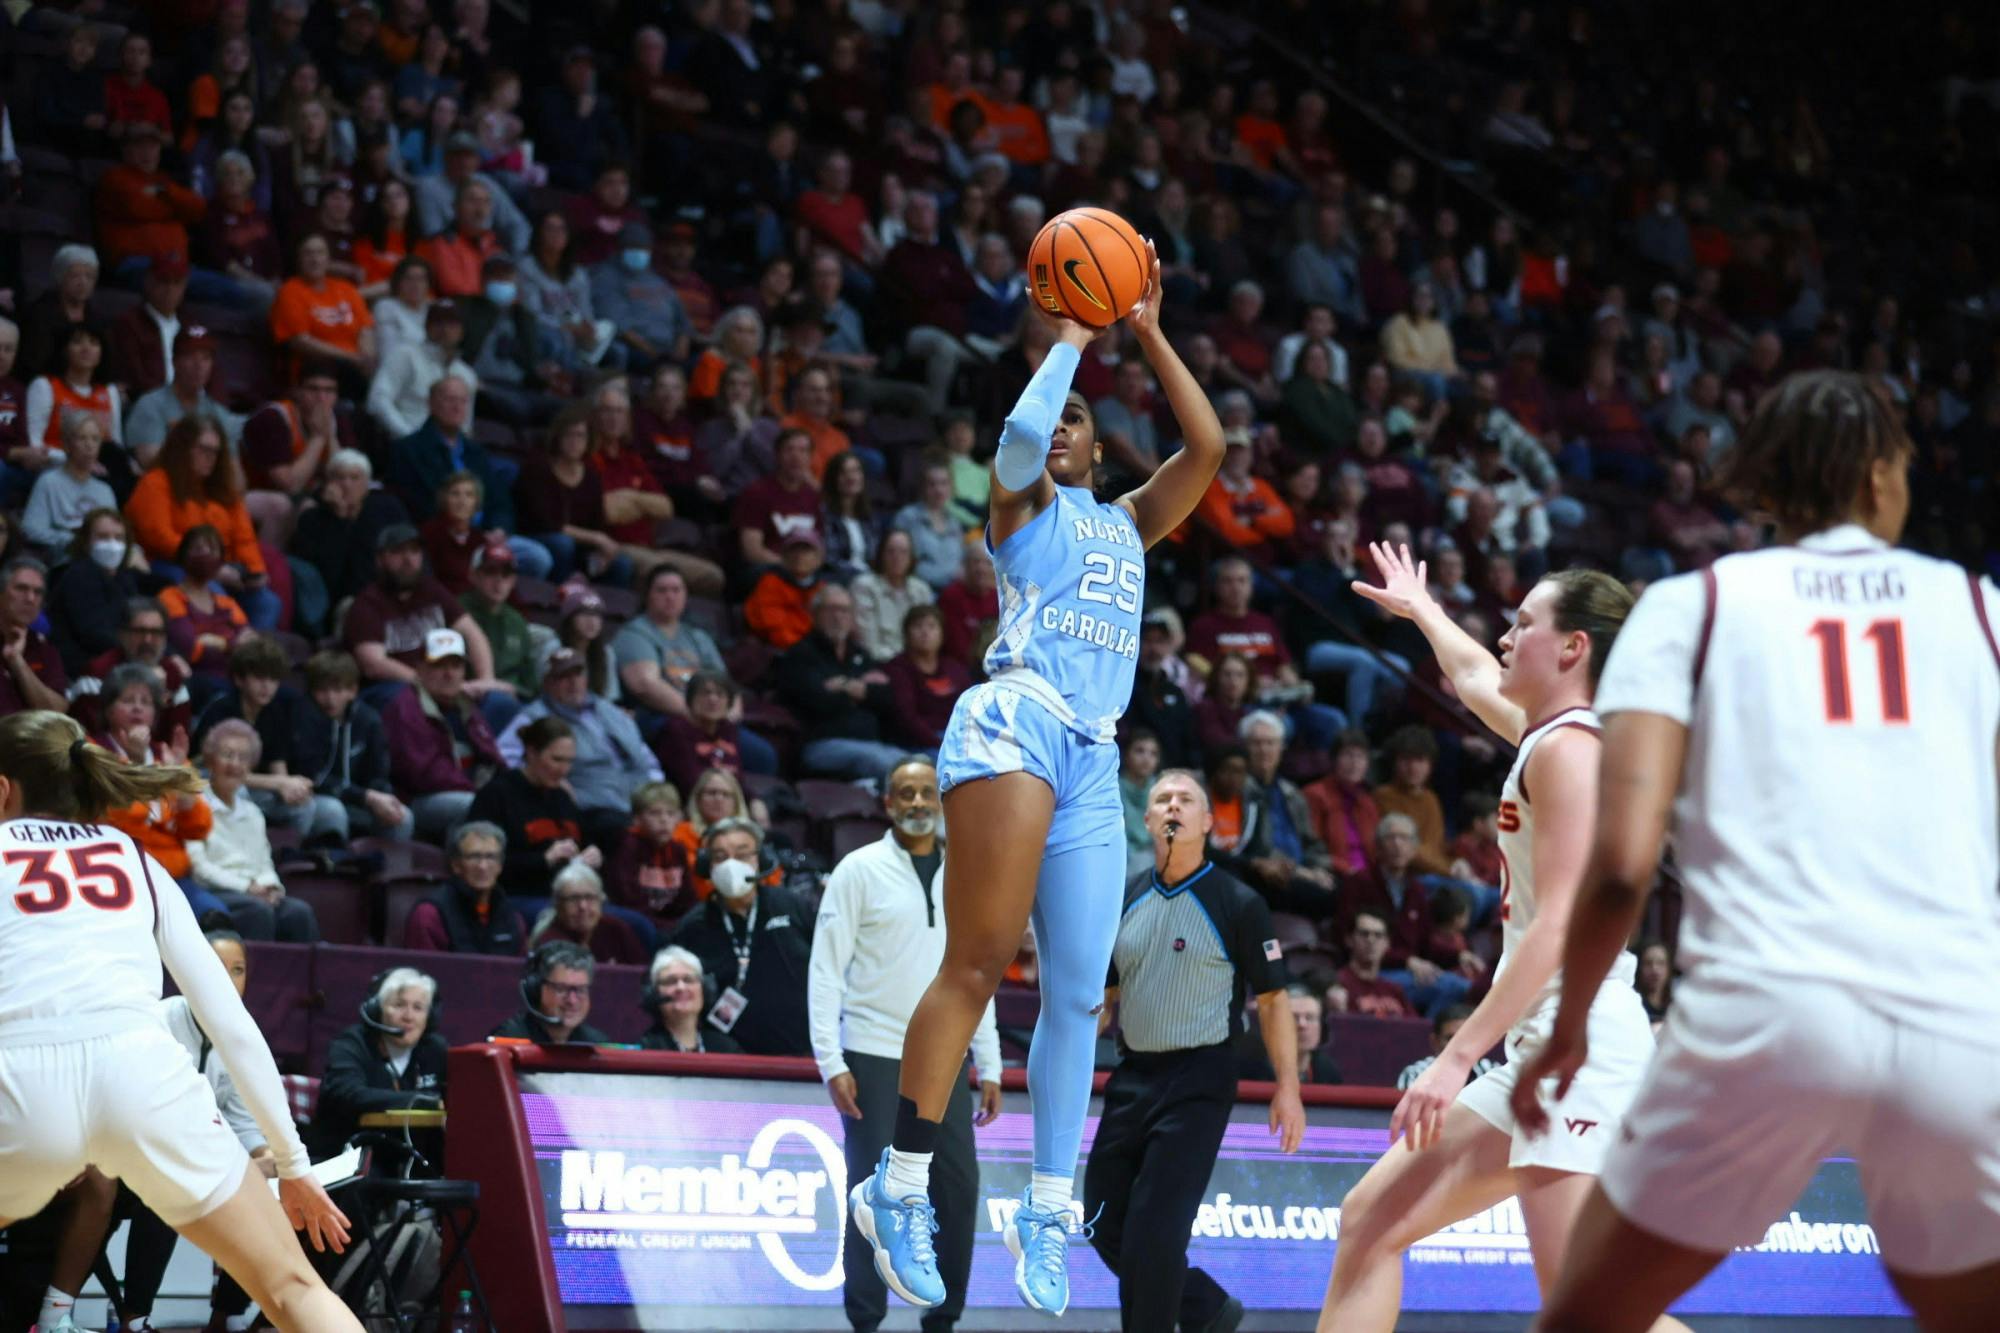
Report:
994,342,1084,492
1025,835,1126,1178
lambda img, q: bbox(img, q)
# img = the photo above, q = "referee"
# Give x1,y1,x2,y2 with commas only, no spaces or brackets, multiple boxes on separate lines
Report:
1084,769,1306,1333
807,756,1003,1332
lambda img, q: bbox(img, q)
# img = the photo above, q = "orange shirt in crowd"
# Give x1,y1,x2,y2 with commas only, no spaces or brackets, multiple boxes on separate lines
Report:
353,230,410,287
779,413,851,484
743,570,816,649
95,165,207,268
270,275,372,360
1234,113,1289,171
1195,474,1295,550
125,467,267,575
689,348,757,402
1209,795,1245,853
987,101,1050,165
105,789,212,881
418,228,503,297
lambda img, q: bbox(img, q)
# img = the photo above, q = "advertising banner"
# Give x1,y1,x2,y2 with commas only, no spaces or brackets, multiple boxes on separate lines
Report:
522,1071,1907,1330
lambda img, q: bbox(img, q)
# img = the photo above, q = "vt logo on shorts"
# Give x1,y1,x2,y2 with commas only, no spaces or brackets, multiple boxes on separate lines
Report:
1564,1117,1599,1136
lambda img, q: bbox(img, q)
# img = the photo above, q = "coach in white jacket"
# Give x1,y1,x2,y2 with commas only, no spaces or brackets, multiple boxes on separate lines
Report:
808,755,1002,1333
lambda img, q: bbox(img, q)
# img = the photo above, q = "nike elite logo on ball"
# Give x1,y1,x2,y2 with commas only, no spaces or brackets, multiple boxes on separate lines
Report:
1062,258,1109,311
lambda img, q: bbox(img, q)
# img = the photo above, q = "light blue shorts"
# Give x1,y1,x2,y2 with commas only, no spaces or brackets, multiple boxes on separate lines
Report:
937,682,1121,857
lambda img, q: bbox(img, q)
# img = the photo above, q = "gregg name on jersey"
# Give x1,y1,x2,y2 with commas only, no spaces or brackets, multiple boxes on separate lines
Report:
1792,567,1907,605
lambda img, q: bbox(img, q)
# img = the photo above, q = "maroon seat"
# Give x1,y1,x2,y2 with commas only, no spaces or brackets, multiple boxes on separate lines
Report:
353,836,448,883
825,815,890,863
1323,1013,1432,1088
684,594,731,645
738,772,795,808
588,583,639,620
652,517,702,551
1268,911,1323,954
794,779,880,823
725,638,777,689
512,576,561,610
379,878,437,950
286,875,373,946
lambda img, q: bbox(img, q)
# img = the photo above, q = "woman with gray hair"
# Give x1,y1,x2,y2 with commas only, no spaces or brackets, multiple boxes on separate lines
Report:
188,717,320,945
526,861,648,964
309,965,449,1161
16,244,99,382
639,944,741,1054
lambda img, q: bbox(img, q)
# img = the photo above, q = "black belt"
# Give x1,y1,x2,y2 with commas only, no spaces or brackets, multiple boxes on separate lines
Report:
1114,1040,1234,1068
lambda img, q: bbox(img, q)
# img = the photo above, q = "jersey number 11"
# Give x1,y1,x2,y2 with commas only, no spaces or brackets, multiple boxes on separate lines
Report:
1809,618,1909,725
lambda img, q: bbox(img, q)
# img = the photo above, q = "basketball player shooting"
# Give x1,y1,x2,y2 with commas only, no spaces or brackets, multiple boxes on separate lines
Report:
851,215,1228,1319
0,711,363,1333
1512,371,2000,1333
1315,548,1686,1333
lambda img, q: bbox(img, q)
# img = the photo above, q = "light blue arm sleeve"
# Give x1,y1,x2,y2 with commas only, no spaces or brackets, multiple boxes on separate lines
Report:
994,342,1083,492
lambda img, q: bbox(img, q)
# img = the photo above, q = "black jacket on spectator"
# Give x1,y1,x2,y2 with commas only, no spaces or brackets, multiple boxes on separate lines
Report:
290,490,412,609
412,878,529,955
291,697,397,808
308,1023,449,1159
466,767,587,900
670,883,815,1057
1124,664,1200,770
50,560,153,678
193,683,307,772
489,1011,612,1045
639,1022,743,1054
775,631,893,745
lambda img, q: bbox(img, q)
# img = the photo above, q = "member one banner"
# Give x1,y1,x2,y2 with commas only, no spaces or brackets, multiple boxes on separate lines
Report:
521,1071,1907,1331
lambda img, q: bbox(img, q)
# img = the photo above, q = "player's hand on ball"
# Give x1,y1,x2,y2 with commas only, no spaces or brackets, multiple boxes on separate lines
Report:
1353,542,1435,620
1510,1027,1588,1139
280,1173,352,1253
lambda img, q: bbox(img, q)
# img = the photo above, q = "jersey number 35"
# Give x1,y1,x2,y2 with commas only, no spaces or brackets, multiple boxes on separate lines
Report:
8,845,136,914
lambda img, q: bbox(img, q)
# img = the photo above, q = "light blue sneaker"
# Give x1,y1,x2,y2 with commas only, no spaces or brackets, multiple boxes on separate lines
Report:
848,1148,945,1308
1002,1187,1079,1316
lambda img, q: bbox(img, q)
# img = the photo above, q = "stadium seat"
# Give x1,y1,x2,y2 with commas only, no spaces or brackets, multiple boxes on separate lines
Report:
285,875,374,947
379,878,435,950
653,516,702,551
512,576,561,610
794,779,881,823
1268,911,1324,954
825,814,890,863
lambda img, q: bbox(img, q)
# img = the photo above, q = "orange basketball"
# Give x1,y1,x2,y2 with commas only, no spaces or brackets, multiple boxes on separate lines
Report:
1027,207,1149,329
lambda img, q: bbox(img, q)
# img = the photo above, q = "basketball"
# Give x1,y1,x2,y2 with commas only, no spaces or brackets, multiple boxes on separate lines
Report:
1027,207,1150,329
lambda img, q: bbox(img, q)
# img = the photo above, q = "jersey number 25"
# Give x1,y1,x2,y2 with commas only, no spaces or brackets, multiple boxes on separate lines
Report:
1077,552,1142,614
8,845,136,914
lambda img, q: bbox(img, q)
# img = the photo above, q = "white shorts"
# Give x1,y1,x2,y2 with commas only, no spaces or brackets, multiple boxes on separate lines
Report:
0,1025,248,1228
1600,973,2000,1277
1456,979,1655,1174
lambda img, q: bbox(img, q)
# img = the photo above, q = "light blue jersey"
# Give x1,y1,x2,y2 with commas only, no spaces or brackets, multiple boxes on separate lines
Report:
983,485,1144,743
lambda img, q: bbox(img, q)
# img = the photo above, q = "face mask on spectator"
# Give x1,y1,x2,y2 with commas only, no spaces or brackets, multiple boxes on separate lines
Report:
484,280,517,306
712,857,758,901
90,540,126,572
622,248,652,273
184,551,223,583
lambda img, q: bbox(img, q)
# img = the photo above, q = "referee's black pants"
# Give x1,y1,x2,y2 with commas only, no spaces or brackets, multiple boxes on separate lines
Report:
841,1050,978,1333
1083,1044,1235,1333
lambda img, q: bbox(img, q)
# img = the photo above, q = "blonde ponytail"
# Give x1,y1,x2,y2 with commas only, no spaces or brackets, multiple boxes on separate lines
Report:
0,711,203,822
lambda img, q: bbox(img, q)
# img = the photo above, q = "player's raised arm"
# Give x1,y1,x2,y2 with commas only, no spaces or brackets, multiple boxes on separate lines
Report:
991,317,1095,529
1353,542,1527,743
1116,243,1225,547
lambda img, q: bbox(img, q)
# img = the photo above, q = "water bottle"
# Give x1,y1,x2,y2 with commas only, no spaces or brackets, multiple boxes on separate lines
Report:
447,1289,477,1333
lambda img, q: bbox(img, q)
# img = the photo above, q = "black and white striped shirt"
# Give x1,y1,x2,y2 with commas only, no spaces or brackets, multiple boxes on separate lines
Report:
1109,862,1290,1053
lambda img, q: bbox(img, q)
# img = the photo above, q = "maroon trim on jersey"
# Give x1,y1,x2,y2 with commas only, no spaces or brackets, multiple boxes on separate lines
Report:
1517,716,1602,805
1969,571,2000,672
1692,566,1719,690
133,833,161,932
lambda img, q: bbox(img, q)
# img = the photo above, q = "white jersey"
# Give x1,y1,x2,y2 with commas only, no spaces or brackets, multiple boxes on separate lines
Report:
1595,524,2000,1035
0,816,310,1177
1494,706,1635,1025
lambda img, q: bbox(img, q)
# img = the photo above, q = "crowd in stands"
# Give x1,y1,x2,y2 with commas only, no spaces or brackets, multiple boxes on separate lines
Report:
0,0,1992,1208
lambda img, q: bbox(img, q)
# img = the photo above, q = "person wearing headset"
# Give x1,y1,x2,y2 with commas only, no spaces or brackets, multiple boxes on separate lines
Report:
669,817,815,1056
309,967,450,1163
490,940,612,1045
639,945,744,1054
